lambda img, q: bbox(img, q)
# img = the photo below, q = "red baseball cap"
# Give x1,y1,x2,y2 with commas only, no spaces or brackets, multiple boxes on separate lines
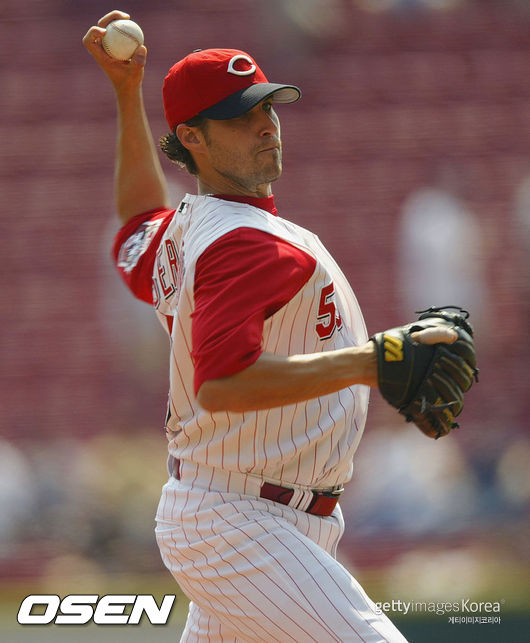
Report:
163,48,301,131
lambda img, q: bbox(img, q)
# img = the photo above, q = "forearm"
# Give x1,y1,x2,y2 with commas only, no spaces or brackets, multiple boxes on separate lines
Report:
114,86,170,223
83,10,170,223
197,343,377,413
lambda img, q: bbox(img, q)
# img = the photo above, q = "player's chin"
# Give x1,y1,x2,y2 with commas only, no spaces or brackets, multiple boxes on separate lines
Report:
260,159,282,183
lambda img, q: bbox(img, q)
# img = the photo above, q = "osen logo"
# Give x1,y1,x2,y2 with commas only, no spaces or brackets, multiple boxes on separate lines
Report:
17,594,176,625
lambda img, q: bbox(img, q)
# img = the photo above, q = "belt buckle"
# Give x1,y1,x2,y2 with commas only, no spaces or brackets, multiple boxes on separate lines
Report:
307,486,344,516
318,486,344,498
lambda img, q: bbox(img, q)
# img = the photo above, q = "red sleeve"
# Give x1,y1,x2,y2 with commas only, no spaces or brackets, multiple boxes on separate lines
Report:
112,208,175,304
192,227,316,394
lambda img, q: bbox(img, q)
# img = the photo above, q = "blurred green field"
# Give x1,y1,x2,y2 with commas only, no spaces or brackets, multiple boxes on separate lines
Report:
396,613,530,643
2,568,528,642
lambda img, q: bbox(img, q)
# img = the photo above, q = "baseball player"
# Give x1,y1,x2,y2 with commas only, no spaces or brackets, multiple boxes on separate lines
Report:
84,10,474,642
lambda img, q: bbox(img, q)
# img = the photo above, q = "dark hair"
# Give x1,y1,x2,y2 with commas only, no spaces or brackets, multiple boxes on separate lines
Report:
159,115,209,176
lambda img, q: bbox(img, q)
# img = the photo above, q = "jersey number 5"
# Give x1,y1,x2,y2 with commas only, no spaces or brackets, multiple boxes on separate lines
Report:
316,282,343,340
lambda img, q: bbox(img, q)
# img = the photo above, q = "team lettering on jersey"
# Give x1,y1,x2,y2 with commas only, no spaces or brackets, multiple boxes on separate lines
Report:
316,282,343,340
153,238,182,309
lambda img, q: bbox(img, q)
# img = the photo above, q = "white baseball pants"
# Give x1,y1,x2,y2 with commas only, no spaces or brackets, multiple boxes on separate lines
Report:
155,467,408,642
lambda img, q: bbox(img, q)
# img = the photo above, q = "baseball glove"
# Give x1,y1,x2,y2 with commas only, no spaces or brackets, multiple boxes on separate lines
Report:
371,306,478,439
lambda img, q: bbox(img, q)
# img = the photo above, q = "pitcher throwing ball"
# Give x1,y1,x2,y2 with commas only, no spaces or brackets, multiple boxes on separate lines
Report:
84,10,477,642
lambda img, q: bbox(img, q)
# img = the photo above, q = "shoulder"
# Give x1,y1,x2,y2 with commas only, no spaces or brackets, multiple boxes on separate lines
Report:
195,226,316,298
182,196,269,262
112,207,176,304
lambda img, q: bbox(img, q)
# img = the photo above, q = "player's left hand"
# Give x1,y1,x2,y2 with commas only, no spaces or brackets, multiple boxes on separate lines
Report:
371,306,478,439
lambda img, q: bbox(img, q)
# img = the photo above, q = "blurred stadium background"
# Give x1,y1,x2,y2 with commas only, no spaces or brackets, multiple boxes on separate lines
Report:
1,0,529,640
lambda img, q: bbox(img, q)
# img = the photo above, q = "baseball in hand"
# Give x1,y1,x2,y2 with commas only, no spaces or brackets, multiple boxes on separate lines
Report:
102,19,144,61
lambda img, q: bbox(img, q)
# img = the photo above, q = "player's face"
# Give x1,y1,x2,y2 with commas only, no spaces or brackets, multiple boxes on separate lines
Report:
200,100,282,195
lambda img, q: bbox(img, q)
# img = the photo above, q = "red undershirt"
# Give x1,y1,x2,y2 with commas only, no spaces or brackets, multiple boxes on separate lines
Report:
113,195,316,393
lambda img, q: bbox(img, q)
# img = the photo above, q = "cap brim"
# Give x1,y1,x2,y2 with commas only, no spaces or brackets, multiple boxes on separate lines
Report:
199,83,301,120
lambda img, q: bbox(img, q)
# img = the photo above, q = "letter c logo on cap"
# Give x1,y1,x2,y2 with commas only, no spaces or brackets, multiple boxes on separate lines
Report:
227,54,256,76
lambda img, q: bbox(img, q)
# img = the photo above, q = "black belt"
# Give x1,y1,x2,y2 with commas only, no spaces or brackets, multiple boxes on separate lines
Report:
172,459,342,517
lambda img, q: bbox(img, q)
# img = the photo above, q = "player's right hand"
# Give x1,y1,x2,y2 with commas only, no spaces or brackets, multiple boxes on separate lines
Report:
82,10,146,91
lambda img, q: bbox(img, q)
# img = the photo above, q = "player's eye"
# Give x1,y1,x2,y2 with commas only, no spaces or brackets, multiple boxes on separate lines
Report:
262,101,273,112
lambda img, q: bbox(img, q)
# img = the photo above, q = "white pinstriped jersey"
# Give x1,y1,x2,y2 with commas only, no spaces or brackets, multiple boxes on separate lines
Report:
153,194,370,490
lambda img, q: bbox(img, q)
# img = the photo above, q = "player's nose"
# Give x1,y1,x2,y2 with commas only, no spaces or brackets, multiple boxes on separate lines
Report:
253,105,279,137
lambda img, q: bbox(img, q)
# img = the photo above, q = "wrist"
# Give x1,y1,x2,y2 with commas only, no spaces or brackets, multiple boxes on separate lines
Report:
114,81,143,103
355,341,378,387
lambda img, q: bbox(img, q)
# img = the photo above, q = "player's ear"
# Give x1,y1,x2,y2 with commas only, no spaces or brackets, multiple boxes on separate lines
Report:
176,124,204,152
